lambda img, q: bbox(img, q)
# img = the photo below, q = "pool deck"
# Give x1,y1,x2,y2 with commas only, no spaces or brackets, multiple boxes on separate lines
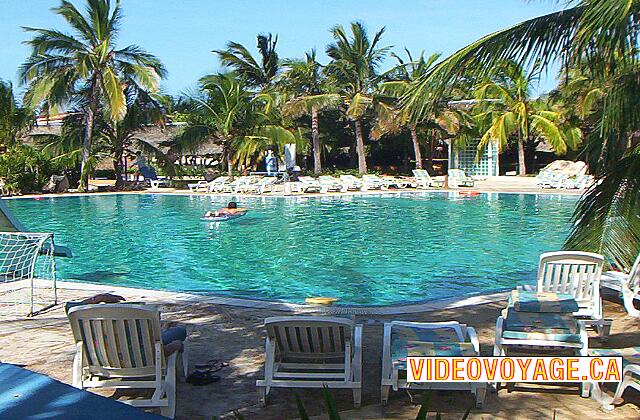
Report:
1,281,638,419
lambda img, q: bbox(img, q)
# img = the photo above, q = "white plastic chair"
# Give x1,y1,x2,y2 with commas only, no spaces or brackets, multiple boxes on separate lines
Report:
256,316,363,407
339,175,366,191
448,169,474,188
534,251,610,338
601,252,640,318
412,169,444,189
67,304,187,418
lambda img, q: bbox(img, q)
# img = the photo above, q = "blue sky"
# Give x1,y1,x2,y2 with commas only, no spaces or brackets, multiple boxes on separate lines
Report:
0,0,565,97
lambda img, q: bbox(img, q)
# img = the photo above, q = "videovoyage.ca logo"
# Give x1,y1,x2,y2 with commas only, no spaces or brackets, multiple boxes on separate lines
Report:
406,356,623,383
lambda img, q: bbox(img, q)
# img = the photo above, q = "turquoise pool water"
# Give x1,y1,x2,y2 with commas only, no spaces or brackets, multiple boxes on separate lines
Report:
5,192,577,305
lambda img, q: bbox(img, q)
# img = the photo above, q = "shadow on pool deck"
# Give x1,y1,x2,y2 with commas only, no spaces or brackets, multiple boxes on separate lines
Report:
0,287,638,419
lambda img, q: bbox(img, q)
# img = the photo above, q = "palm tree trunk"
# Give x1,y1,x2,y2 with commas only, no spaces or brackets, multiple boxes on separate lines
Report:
311,106,322,175
114,147,124,189
354,119,367,174
79,77,98,192
517,131,526,175
410,125,422,169
226,147,233,179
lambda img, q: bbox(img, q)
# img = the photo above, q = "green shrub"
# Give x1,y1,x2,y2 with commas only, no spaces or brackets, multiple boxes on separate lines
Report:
0,145,60,194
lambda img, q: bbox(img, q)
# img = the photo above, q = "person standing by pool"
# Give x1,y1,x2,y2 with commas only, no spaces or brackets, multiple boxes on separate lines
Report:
204,201,248,218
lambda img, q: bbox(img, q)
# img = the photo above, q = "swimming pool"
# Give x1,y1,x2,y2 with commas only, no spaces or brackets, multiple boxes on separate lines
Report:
5,192,578,306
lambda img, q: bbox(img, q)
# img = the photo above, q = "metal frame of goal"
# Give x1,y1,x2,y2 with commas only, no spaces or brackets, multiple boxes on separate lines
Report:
0,232,57,316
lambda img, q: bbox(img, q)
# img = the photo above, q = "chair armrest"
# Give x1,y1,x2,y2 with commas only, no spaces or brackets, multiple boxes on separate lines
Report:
467,327,481,355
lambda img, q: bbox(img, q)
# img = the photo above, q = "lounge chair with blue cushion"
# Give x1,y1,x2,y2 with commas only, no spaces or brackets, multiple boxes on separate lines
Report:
381,321,486,408
585,347,640,410
339,175,366,191
448,169,475,188
412,169,444,189
520,251,611,338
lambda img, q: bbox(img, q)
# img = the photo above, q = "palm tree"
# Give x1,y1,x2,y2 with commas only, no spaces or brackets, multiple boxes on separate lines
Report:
169,73,295,177
214,34,280,90
375,50,442,169
473,61,581,175
0,80,32,148
404,0,640,267
37,90,173,189
326,21,390,174
281,50,341,174
20,0,166,191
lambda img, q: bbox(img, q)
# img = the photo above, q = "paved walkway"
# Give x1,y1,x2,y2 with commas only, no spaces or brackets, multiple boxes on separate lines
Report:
1,284,638,419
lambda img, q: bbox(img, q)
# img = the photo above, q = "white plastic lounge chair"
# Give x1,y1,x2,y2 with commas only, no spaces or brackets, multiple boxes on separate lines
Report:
381,321,486,408
585,346,640,411
318,175,345,192
256,316,363,407
539,172,569,189
601,252,640,318
67,304,187,418
381,176,413,189
521,251,610,338
188,176,228,193
535,170,553,187
494,308,589,395
187,180,208,192
362,175,388,190
563,174,595,190
339,175,366,191
238,177,277,194
218,176,254,193
448,169,475,188
297,176,324,193
412,169,444,189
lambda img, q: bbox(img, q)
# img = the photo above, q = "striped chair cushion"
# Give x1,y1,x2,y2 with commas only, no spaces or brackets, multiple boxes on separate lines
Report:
390,325,475,369
589,347,640,367
502,310,582,343
509,290,579,313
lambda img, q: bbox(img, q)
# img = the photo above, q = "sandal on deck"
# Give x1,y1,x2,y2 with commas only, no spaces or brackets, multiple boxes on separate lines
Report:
186,370,221,386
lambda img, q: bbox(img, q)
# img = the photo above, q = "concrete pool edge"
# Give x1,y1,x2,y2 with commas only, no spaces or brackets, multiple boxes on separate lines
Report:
10,279,510,315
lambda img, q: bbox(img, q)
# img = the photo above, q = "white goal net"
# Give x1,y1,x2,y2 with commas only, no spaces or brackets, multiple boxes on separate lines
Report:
0,232,57,316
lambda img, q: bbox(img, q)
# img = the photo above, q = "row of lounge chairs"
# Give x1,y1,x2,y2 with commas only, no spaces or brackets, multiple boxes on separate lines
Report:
187,169,477,195
535,171,595,190
62,250,640,417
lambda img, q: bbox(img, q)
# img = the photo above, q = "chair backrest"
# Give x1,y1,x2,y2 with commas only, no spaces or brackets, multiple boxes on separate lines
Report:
627,252,640,294
213,176,229,185
68,304,163,377
319,176,336,182
340,175,359,181
299,176,317,183
537,251,604,304
265,316,354,357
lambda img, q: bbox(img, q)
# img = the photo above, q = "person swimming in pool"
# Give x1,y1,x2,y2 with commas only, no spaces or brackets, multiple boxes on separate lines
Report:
204,201,248,218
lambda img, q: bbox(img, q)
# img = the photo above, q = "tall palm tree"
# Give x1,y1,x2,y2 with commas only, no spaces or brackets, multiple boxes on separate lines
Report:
214,34,280,90
20,0,166,191
404,0,640,267
0,80,32,148
474,61,581,175
375,50,442,169
169,73,295,177
326,21,390,174
281,50,341,174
